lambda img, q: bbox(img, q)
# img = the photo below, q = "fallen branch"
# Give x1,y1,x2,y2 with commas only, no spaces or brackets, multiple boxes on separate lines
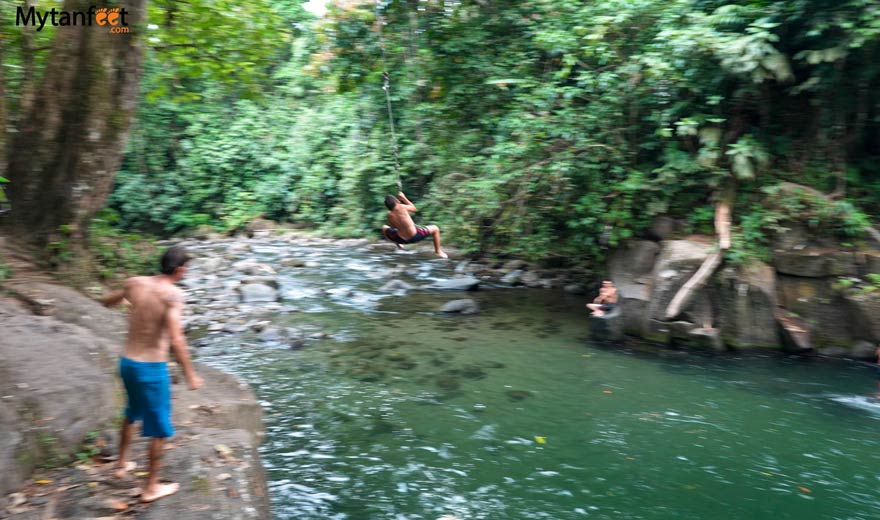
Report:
664,251,722,320
664,185,734,320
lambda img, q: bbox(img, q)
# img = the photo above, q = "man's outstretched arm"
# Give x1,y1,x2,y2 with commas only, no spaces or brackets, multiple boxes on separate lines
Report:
166,298,203,390
398,191,417,212
100,288,128,308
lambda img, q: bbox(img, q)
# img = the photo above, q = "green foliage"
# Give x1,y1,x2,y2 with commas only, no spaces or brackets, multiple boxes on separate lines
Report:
0,254,10,282
725,206,774,266
104,0,879,263
762,184,872,239
74,431,101,463
861,273,880,295
89,210,158,280
43,211,157,279
834,273,880,296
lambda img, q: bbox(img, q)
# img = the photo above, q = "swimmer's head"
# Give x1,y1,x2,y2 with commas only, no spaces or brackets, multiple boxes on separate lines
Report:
160,246,192,278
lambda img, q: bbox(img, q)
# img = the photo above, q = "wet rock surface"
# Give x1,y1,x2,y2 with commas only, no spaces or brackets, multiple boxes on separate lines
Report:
440,299,479,315
0,269,268,518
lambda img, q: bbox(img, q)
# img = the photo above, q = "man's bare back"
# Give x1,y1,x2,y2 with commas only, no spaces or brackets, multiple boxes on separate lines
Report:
381,192,447,258
386,202,418,239
121,276,184,363
101,246,201,504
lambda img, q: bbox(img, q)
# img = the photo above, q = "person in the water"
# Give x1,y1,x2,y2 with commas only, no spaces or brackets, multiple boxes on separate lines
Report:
586,280,618,316
101,246,204,503
381,191,448,258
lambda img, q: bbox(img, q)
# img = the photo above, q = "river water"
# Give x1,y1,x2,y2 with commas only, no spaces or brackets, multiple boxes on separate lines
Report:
184,237,880,520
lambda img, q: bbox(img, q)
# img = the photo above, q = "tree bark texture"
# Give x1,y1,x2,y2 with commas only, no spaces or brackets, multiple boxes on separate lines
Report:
6,0,147,246
664,183,735,321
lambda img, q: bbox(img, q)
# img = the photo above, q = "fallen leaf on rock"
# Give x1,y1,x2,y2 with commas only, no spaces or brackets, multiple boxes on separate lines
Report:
35,479,53,484
134,472,148,477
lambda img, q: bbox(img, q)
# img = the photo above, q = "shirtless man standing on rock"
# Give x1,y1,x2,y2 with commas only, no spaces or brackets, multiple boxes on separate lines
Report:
101,246,203,503
382,191,448,258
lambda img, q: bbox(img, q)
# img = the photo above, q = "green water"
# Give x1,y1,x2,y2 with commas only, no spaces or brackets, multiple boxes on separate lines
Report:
190,241,880,520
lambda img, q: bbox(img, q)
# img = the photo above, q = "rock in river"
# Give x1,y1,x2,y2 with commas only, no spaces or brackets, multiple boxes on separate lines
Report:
440,299,479,315
237,283,279,303
425,276,480,291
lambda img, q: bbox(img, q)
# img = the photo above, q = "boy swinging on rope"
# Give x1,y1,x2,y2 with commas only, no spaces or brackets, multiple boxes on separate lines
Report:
382,191,447,258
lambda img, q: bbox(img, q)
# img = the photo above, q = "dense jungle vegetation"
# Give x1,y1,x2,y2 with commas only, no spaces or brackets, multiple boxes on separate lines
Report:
3,0,879,266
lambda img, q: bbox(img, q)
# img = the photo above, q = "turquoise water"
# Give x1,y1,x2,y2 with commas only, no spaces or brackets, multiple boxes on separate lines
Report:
189,240,880,520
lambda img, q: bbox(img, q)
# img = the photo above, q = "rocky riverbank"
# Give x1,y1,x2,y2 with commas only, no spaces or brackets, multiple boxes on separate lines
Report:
597,217,880,356
177,222,879,357
0,245,269,519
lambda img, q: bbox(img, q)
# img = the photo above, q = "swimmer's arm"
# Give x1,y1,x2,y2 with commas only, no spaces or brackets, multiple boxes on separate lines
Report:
397,192,417,212
167,298,204,390
100,289,128,308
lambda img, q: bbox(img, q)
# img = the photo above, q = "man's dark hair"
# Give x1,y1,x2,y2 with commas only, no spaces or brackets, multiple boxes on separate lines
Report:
160,246,192,275
385,195,398,210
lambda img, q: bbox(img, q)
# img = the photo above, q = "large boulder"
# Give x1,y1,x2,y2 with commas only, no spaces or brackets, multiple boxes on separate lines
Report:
717,262,780,348
645,216,680,242
861,251,880,276
608,240,660,336
776,276,853,348
0,300,118,497
609,240,661,279
773,248,858,277
643,239,714,342
844,292,880,343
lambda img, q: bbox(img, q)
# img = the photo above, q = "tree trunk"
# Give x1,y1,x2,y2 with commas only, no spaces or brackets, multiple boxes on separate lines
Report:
6,0,147,248
664,183,735,320
0,31,7,182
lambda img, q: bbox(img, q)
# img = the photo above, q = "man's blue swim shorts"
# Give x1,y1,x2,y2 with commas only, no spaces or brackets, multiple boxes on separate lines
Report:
119,357,174,438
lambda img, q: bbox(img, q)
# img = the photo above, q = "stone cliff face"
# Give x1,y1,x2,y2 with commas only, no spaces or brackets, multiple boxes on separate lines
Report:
604,234,880,356
0,280,269,519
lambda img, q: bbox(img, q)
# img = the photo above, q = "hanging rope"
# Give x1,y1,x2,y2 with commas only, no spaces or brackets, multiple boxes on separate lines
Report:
377,5,402,192
382,71,402,191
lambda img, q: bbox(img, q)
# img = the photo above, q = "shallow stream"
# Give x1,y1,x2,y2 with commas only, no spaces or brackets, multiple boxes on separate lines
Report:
184,237,880,520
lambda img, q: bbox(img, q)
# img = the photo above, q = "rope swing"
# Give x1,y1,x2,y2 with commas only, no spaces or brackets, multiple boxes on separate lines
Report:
382,71,403,192
377,4,402,192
